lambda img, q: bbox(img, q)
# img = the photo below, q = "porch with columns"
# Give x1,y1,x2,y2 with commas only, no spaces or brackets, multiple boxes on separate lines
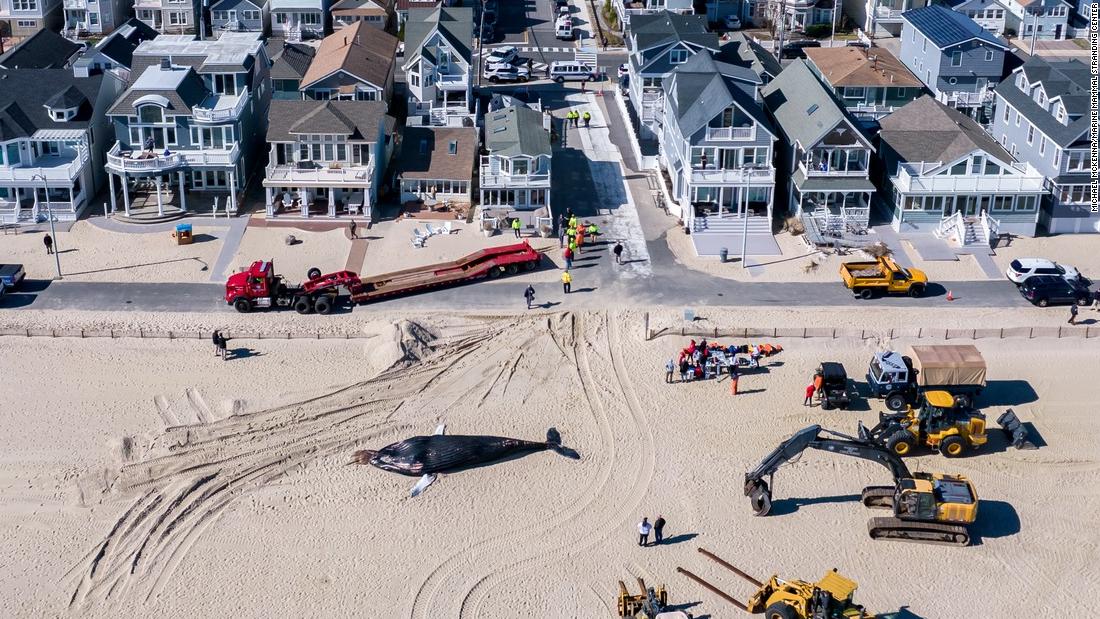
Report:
107,168,239,222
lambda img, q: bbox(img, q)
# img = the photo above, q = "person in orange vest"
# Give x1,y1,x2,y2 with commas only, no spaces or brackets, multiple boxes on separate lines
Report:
813,371,824,403
574,230,583,254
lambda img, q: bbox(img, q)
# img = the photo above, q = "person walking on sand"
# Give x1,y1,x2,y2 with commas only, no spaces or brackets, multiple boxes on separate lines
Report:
524,285,535,310
1068,303,1078,325
511,217,522,238
653,515,666,544
637,517,651,546
804,383,816,406
563,245,574,270
349,219,357,240
43,234,54,255
561,270,572,294
730,365,740,396
665,359,675,383
613,242,624,264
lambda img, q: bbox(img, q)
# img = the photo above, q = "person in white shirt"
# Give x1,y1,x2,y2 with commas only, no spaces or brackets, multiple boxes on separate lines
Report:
637,517,652,546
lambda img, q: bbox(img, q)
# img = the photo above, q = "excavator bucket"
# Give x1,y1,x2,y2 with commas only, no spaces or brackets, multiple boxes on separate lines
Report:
996,409,1036,450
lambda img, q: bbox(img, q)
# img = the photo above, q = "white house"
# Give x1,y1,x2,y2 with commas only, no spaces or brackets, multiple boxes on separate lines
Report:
480,105,552,226
402,5,474,126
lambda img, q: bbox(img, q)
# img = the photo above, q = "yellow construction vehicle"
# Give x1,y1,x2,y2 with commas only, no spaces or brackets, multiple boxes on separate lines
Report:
678,548,873,618
616,577,676,618
744,425,979,545
861,390,987,457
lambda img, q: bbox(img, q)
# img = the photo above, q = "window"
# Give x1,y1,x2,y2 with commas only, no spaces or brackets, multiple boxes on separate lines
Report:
994,9,1003,18
984,160,1000,175
138,105,164,124
244,10,259,20
89,13,98,24
950,161,968,175
991,196,1013,212
13,0,36,10
922,37,927,52
16,19,36,27
1053,149,1062,167
843,87,866,99
1055,105,1065,122
1026,124,1035,145
985,50,994,61
1065,151,1091,170
1002,105,1009,123
301,12,320,25
669,49,689,64
1015,111,1020,126
275,12,288,23
214,10,226,20
448,140,458,155
1035,89,1045,106
214,74,237,96
904,196,923,211
948,77,957,85
950,51,962,67
1015,195,1036,211
169,11,187,25
1039,136,1046,156
1000,134,1007,147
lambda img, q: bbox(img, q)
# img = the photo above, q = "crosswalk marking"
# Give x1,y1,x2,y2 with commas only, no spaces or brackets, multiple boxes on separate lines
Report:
479,45,577,55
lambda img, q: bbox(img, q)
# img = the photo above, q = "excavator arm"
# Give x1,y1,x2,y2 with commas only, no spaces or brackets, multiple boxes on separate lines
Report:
744,424,912,516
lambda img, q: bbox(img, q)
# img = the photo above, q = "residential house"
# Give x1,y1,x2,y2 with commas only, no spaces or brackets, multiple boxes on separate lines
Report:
0,0,62,39
209,0,266,34
267,39,314,99
762,60,877,239
402,6,474,126
612,0,692,30
60,0,135,36
656,52,778,257
72,18,158,80
397,126,475,204
765,0,835,32
133,0,198,33
941,0,1012,36
0,69,124,225
878,96,1045,243
1068,0,1091,36
269,0,327,40
0,28,81,69
479,105,552,226
863,0,930,37
992,57,1094,233
262,100,392,219
332,0,392,30
625,11,718,141
394,0,438,28
721,32,782,85
899,5,1008,118
1007,0,1071,39
299,21,396,102
804,46,924,125
105,33,271,217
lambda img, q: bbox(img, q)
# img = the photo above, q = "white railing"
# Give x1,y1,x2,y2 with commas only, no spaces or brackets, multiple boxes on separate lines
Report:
0,151,89,183
704,126,756,141
690,166,774,184
933,210,964,241
192,90,249,123
286,25,302,42
893,165,1046,193
850,102,895,117
875,5,905,19
134,0,161,8
980,209,999,244
641,90,662,104
612,0,692,26
63,0,88,8
800,161,870,177
480,169,551,187
265,160,375,184
938,88,993,107
436,73,468,90
107,142,239,172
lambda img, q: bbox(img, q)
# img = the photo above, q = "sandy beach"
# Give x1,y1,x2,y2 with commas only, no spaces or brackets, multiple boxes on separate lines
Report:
0,308,1097,618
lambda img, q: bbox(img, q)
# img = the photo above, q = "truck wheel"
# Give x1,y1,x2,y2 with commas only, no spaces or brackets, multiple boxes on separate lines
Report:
764,603,799,619
523,260,538,271
488,266,501,279
940,435,966,457
314,295,333,315
1037,297,1049,307
858,288,873,300
307,267,322,281
908,284,925,298
505,263,519,275
885,394,907,411
233,298,252,313
886,430,916,456
749,483,772,516
953,394,971,408
293,297,311,314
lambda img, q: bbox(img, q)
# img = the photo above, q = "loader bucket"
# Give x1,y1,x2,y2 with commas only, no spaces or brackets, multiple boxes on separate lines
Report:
996,409,1036,450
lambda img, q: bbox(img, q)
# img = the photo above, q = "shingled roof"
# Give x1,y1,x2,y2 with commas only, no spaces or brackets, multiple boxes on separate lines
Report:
663,52,773,140
996,57,1090,148
397,126,476,181
761,59,872,149
879,95,1011,164
301,21,398,90
0,70,103,140
901,5,1008,50
804,46,922,88
0,29,82,69
484,105,550,158
267,100,390,142
404,6,473,67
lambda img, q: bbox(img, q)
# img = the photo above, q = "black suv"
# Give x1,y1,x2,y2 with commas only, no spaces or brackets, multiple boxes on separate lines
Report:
780,40,821,59
1018,275,1091,307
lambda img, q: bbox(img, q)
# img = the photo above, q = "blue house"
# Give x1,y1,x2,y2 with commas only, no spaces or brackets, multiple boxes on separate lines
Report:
899,5,1008,120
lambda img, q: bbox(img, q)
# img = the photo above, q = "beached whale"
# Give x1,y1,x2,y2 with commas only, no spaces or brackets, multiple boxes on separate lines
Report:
351,424,577,496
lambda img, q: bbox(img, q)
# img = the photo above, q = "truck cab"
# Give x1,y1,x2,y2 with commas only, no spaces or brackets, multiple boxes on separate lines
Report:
867,350,913,410
225,260,283,312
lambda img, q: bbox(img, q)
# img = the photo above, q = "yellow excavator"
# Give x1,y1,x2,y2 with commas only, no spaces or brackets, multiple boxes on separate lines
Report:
678,547,873,618
860,390,987,457
744,425,979,546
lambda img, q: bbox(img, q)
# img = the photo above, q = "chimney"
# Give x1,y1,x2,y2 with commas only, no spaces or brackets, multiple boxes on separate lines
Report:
160,57,171,70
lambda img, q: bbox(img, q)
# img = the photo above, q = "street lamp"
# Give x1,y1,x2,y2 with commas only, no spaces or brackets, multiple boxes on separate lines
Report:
32,172,63,280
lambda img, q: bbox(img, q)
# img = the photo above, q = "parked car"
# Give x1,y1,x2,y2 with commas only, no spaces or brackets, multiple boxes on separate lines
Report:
780,39,821,59
1017,275,1091,307
0,264,25,290
484,64,531,83
846,39,871,48
555,17,575,40
1006,258,1081,285
723,15,742,30
485,46,519,66
548,61,594,82
479,23,496,42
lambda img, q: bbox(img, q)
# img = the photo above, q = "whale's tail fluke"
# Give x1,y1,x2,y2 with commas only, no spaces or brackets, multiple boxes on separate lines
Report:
546,427,580,459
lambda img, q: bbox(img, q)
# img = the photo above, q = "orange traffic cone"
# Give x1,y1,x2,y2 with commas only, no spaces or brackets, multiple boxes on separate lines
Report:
946,290,955,301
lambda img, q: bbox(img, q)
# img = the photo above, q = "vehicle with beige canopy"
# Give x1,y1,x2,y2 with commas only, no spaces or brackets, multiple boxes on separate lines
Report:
866,345,987,411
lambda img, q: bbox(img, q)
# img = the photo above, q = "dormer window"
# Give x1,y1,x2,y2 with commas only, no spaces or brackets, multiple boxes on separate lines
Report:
1034,88,1045,106
139,104,164,124
669,49,688,64
49,107,78,122
1015,73,1027,91
1055,104,1065,123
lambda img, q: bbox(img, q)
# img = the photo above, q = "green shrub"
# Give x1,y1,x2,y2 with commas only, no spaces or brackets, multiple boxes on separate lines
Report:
804,24,831,38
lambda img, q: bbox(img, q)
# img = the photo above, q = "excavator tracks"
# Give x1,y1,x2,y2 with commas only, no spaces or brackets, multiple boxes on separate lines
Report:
867,517,970,546
860,486,896,509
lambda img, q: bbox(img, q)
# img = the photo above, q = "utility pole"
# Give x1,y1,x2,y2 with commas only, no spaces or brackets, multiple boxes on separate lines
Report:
829,0,839,48
1029,10,1038,56
775,0,788,62
477,0,487,89
33,173,63,279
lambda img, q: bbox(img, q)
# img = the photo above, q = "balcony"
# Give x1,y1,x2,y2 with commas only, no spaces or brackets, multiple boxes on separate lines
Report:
612,0,692,26
480,157,550,188
874,5,905,22
0,151,89,183
63,0,88,8
106,142,240,174
134,0,162,8
436,72,469,92
690,165,774,185
264,160,375,187
893,162,1046,194
799,161,869,178
193,90,249,123
937,88,993,108
704,126,756,141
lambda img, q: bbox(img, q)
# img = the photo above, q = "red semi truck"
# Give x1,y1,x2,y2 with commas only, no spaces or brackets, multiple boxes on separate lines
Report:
224,241,541,313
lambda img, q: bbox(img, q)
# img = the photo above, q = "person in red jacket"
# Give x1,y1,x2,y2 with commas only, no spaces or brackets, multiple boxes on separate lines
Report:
804,383,816,406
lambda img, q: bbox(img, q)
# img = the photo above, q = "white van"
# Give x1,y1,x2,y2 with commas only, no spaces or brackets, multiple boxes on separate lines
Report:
555,17,574,40
548,61,593,83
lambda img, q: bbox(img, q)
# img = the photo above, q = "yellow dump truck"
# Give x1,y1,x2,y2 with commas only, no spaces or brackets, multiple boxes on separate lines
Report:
840,256,928,299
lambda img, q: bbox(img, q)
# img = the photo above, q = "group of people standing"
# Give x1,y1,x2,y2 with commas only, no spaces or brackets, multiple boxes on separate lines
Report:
565,109,592,128
636,515,667,546
211,330,231,360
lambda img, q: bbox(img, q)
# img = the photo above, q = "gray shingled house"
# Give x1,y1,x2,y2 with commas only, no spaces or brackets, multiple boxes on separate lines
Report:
479,105,551,227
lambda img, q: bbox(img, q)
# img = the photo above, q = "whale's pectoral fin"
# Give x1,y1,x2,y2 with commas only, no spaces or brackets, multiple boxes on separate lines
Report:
410,474,437,497
434,424,447,436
